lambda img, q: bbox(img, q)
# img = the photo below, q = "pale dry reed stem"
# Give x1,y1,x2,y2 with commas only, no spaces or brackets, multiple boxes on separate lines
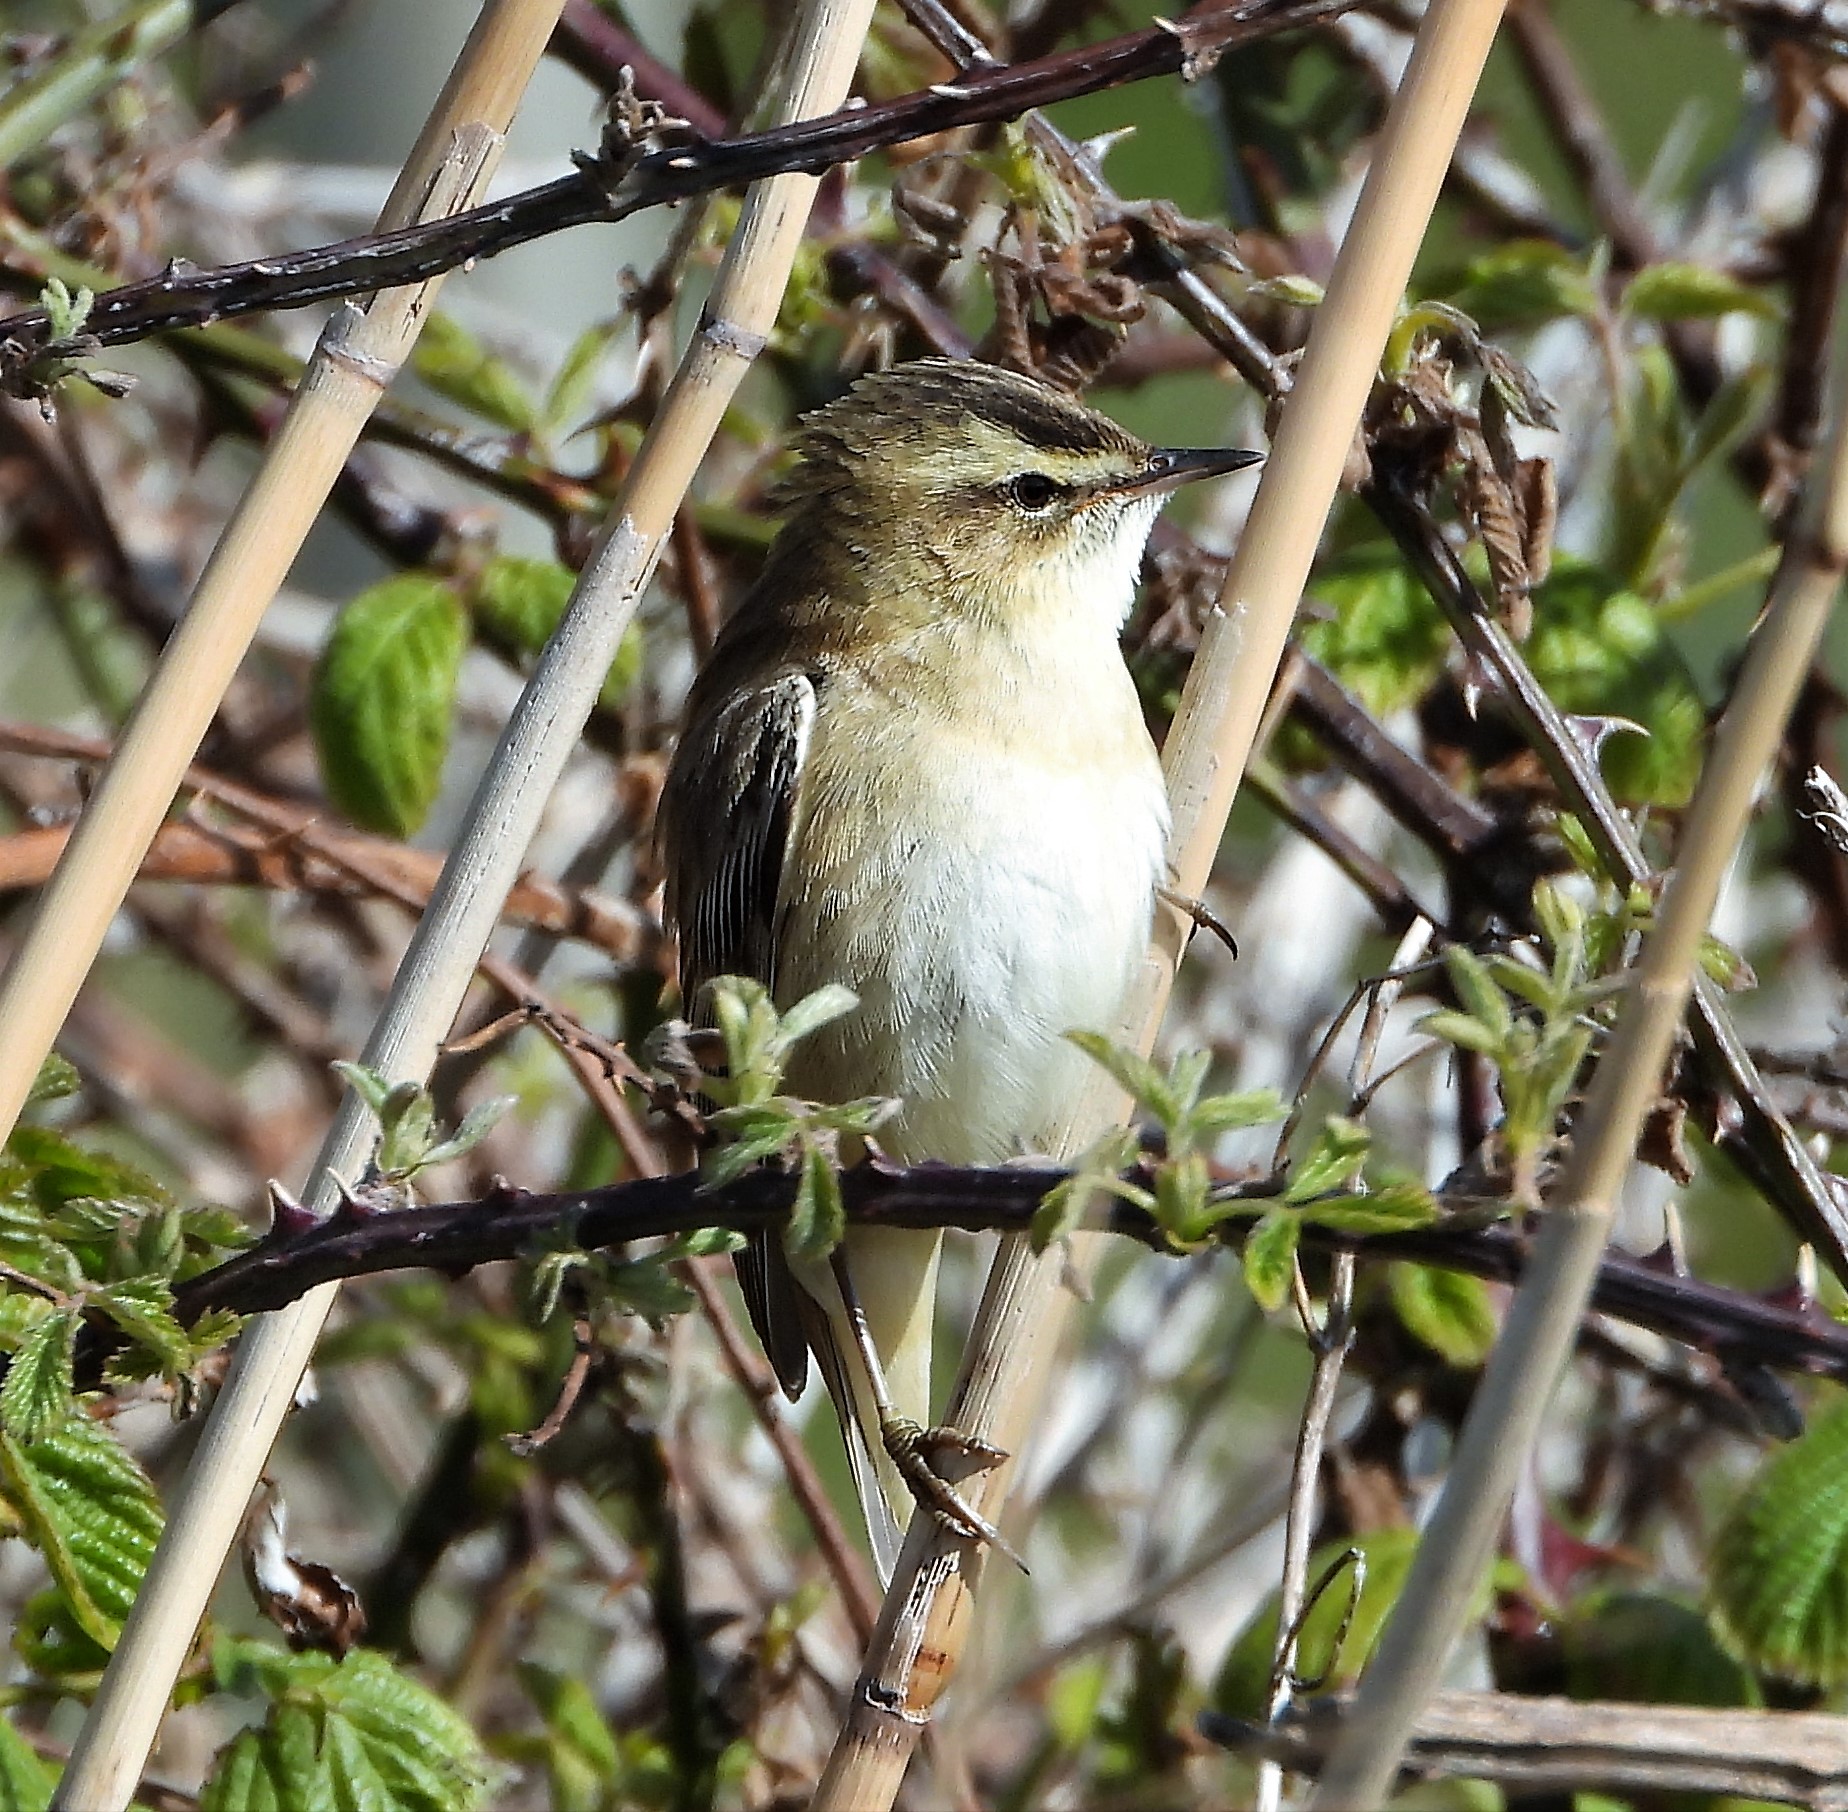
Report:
0,0,569,1152
49,2,880,1807
45,4,567,1805
1307,212,1848,1812
811,0,1509,1803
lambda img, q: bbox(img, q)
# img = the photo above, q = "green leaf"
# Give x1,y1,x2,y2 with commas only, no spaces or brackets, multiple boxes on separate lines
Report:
411,311,539,432
1417,1009,1505,1057
1565,1590,1759,1708
1524,559,1705,805
520,1663,621,1797
1698,934,1756,993
470,554,572,658
607,1255,696,1323
1444,947,1513,1044
785,1141,845,1268
1290,548,1448,742
468,556,640,710
1621,262,1775,322
1030,1128,1142,1252
0,1209,83,1300
1389,1263,1497,1365
0,1418,163,1649
0,1307,77,1443
1285,1118,1372,1204
1241,1209,1299,1312
211,1642,492,1812
92,1277,189,1375
1065,1032,1177,1128
25,1055,79,1112
5,1127,168,1216
773,983,861,1053
1298,1182,1436,1234
1437,239,1600,331
0,1713,57,1811
665,1226,746,1261
1031,1176,1087,1252
543,319,623,435
420,1096,516,1171
324,1649,492,1810
1187,1088,1285,1138
311,574,468,836
701,1102,800,1187
200,1728,284,1812
332,1060,396,1119
1711,1396,1848,1686
1153,1152,1212,1248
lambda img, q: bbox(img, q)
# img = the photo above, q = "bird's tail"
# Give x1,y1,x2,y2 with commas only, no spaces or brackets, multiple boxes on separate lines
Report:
796,1225,944,1586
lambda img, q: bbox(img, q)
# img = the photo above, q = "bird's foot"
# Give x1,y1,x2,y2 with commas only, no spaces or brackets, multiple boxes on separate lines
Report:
880,1416,1026,1571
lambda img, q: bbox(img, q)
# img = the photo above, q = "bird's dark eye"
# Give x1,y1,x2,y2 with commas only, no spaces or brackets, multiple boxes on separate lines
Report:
1005,473,1062,512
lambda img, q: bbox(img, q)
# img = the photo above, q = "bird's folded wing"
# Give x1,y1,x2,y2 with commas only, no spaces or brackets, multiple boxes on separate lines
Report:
659,669,816,1398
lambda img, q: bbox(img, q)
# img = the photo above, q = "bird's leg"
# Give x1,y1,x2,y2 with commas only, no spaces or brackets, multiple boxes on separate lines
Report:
827,1249,1026,1570
1158,883,1239,960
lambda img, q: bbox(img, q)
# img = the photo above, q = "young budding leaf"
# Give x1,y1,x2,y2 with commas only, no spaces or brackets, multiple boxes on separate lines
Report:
773,983,861,1053
1443,946,1513,1044
785,1140,846,1268
1621,262,1776,322
1065,1031,1178,1128
1285,1118,1372,1204
1241,1209,1299,1312
1297,1182,1436,1235
1188,1087,1285,1139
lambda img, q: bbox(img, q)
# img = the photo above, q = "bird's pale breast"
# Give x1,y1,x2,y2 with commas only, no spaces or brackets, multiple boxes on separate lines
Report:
775,635,1168,1164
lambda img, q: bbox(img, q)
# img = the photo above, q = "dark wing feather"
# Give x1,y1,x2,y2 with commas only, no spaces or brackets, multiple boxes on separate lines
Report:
660,670,816,1398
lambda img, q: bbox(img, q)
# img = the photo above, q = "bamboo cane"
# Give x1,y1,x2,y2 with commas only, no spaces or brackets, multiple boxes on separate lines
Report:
0,0,569,1154
1306,193,1848,1812
811,0,1508,1801
49,1,878,1806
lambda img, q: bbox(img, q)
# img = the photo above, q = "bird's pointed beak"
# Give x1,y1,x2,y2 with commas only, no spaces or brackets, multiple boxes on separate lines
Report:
1105,445,1265,500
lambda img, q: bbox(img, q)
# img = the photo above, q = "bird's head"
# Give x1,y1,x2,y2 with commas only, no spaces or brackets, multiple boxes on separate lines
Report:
774,359,1261,626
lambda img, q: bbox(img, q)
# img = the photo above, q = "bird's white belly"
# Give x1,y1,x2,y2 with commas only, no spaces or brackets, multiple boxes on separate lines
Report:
779,740,1168,1163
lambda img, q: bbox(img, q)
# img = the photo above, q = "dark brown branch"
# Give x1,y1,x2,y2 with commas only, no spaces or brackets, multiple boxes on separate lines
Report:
164,1161,1848,1387
0,0,1361,375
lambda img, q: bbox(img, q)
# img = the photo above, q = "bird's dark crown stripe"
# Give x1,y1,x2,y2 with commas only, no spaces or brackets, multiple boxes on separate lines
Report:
960,383,1122,456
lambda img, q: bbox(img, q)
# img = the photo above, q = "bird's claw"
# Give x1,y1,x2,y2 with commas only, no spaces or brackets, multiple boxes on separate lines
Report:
880,1415,1027,1571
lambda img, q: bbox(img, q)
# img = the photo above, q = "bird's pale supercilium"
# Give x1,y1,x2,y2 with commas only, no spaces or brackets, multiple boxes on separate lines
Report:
657,359,1261,1581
